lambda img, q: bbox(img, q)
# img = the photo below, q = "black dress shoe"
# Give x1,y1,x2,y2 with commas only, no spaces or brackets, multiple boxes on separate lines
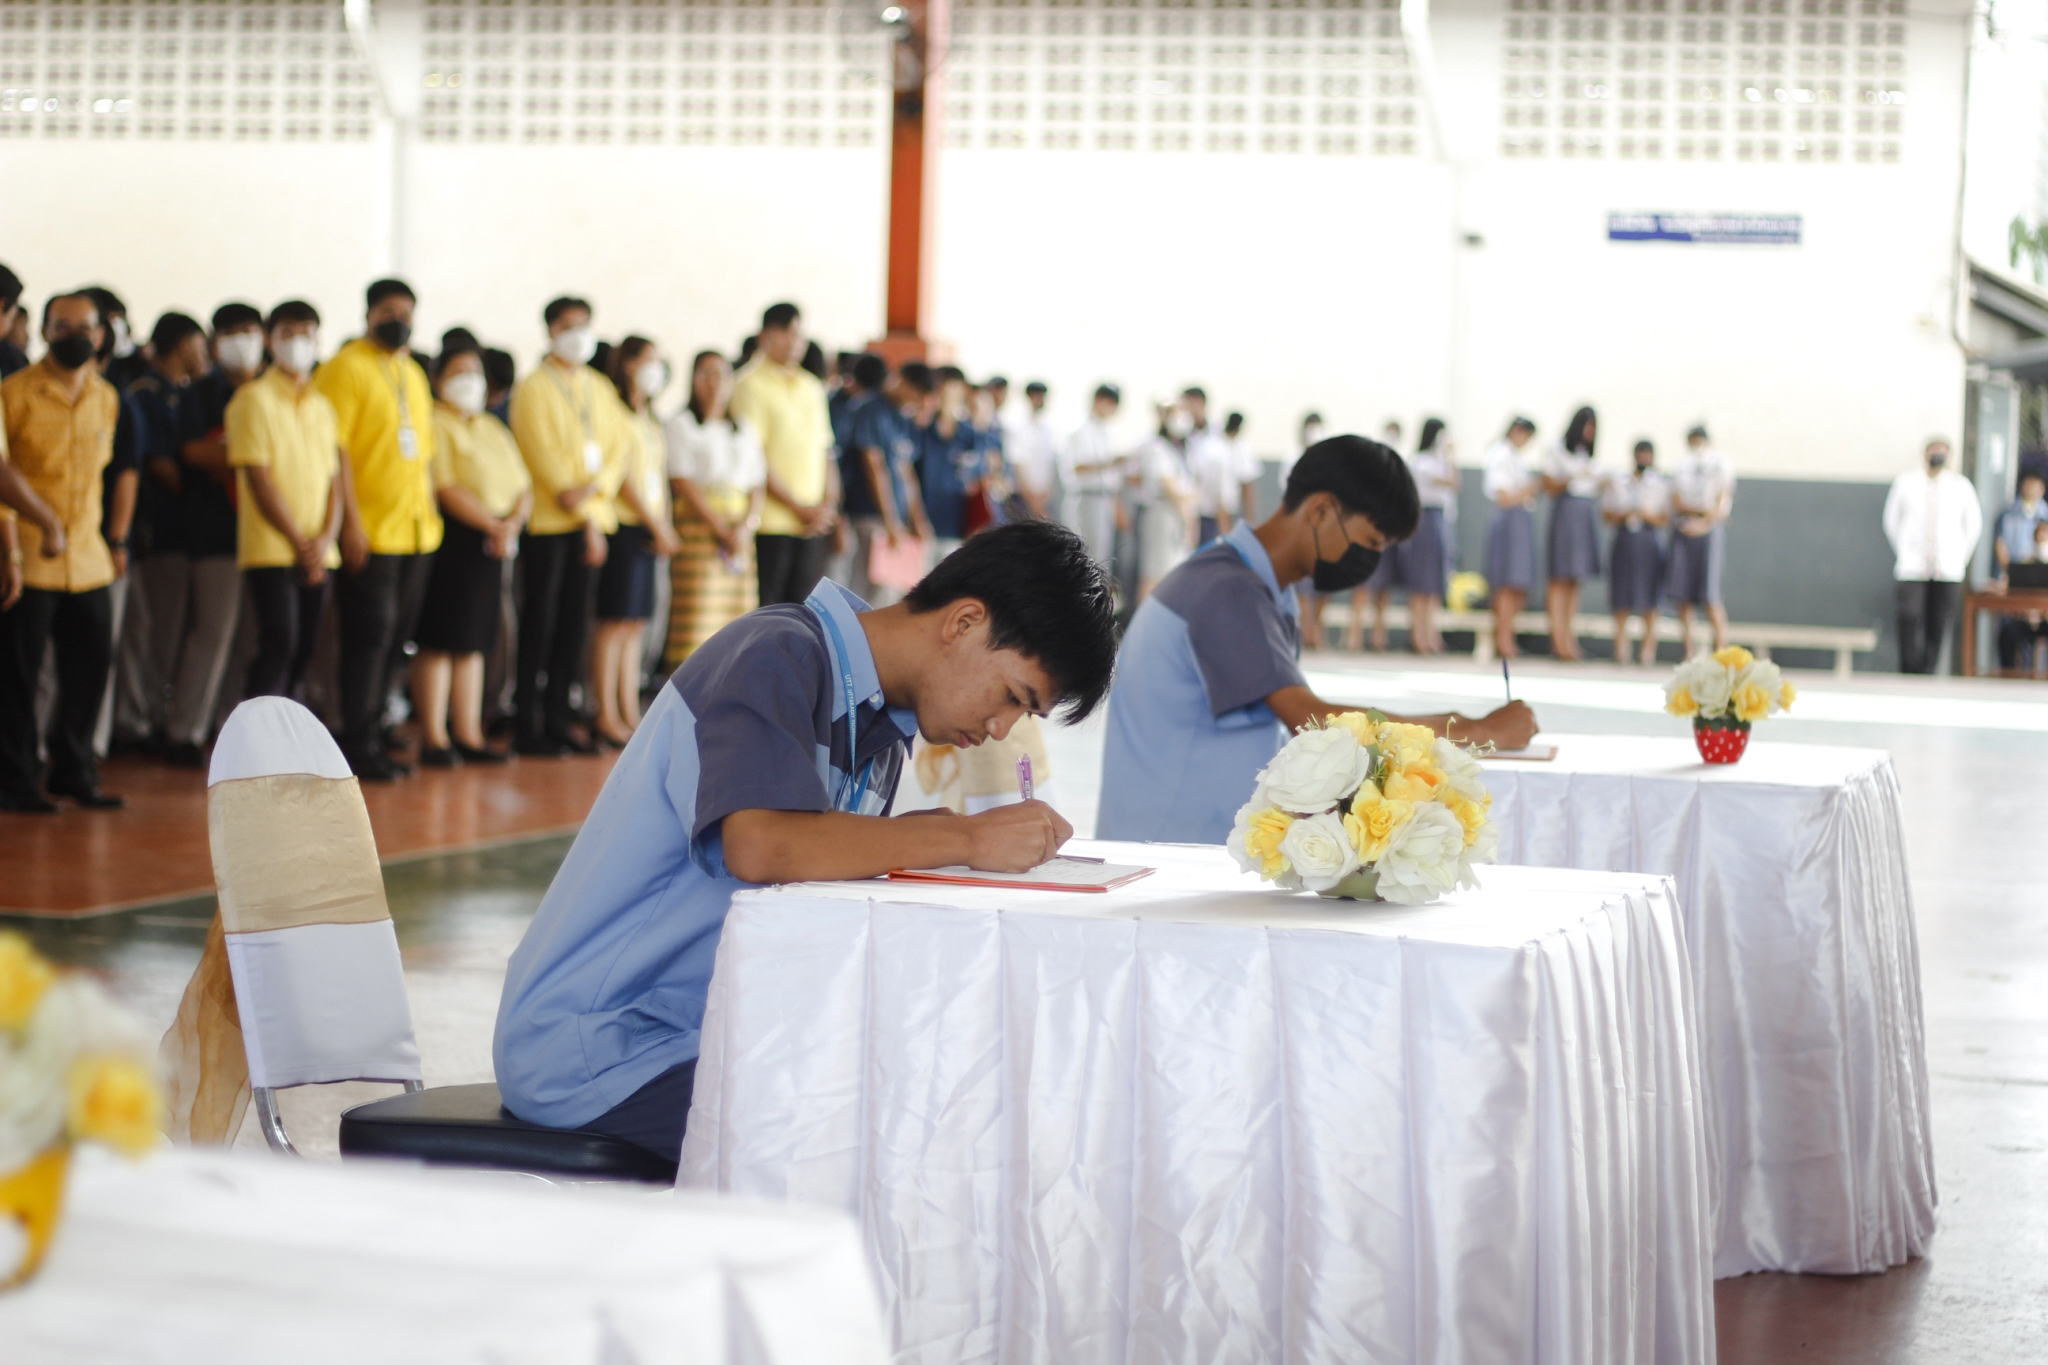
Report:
163,742,208,769
554,732,602,757
349,751,408,782
513,735,571,757
0,792,59,814
47,784,125,810
418,746,460,769
454,742,509,765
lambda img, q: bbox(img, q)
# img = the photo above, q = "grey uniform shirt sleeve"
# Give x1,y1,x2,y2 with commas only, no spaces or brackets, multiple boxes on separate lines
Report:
680,616,833,841
1182,571,1305,717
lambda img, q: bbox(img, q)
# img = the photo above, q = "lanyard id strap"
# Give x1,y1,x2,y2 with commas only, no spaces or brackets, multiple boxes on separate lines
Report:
809,592,873,813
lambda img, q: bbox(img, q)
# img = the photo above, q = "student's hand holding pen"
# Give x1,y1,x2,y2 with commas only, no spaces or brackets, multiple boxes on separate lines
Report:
962,801,1072,872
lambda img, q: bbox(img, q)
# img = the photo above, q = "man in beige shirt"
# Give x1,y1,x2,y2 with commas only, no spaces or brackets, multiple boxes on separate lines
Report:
0,292,126,811
729,301,837,605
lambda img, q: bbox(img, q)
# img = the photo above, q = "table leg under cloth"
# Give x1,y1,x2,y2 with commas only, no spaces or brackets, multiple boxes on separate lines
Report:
1483,753,1936,1277
681,868,1715,1365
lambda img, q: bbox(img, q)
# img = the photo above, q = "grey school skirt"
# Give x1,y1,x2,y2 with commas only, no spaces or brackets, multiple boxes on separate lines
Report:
1608,524,1665,613
1388,507,1449,596
1485,504,1538,592
1664,523,1726,605
1547,493,1602,582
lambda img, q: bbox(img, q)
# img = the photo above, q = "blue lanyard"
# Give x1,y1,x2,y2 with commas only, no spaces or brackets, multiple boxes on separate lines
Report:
809,593,874,813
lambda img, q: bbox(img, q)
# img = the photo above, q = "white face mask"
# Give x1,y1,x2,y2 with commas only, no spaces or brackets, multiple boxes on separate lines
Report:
635,360,668,400
443,371,487,415
551,326,597,365
1166,409,1194,440
217,331,265,375
1303,423,1325,446
110,316,136,359
273,333,319,376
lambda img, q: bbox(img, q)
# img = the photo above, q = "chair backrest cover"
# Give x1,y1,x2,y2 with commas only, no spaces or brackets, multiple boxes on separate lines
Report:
204,698,421,1090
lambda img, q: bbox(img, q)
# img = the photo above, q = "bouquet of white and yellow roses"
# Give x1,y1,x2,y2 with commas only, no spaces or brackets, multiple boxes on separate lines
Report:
1,931,163,1287
1663,646,1795,763
1226,711,1498,905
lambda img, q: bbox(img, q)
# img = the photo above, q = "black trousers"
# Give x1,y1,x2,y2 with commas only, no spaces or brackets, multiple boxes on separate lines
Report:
1996,615,2048,669
754,532,828,606
1895,579,1960,675
576,1058,696,1165
243,567,330,701
0,585,113,800
515,530,594,742
335,553,433,760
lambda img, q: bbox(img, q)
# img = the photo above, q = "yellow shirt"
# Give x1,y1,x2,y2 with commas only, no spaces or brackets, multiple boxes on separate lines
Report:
728,358,831,536
613,407,669,528
313,337,442,556
510,360,630,537
430,405,532,518
228,367,342,571
1,362,120,593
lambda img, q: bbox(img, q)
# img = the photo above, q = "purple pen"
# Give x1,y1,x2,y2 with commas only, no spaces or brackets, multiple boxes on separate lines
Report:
1016,753,1034,801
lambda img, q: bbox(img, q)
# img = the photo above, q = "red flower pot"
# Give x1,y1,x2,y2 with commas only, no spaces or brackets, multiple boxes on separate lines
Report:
1693,718,1751,764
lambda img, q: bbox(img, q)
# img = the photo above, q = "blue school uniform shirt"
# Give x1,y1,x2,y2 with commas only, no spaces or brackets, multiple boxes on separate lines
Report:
493,580,916,1129
918,418,980,539
1097,521,1305,845
846,396,915,521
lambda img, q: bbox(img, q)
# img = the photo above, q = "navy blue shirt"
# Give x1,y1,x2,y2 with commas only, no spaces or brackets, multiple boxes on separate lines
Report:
170,368,241,559
848,396,916,522
917,418,980,540
125,369,196,556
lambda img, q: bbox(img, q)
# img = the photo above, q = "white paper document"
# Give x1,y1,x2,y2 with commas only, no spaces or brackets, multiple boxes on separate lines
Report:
887,857,1155,893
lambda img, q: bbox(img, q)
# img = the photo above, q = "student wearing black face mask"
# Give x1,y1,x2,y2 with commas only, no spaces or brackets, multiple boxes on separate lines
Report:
1097,435,1539,844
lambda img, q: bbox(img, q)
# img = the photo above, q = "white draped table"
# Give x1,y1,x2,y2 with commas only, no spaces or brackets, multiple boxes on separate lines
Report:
0,1146,889,1364
681,843,1716,1365
1480,734,1936,1276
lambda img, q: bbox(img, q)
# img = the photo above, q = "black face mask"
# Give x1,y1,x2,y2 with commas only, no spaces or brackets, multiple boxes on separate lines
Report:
46,333,96,370
1310,516,1381,593
1926,453,1948,470
371,318,412,351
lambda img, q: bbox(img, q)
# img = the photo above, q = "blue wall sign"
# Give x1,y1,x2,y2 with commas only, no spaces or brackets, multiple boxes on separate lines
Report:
1607,211,1802,245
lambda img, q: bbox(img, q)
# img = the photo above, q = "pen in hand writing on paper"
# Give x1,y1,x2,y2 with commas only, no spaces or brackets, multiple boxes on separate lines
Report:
1014,753,1106,861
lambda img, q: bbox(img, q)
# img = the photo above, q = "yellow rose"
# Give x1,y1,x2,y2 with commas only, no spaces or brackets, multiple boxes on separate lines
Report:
1376,722,1437,770
1665,684,1700,717
0,932,55,1033
1344,782,1416,862
1382,762,1446,804
1443,790,1488,847
1779,681,1797,710
1324,711,1378,748
1732,680,1771,723
1241,807,1295,878
1712,645,1755,670
68,1056,163,1158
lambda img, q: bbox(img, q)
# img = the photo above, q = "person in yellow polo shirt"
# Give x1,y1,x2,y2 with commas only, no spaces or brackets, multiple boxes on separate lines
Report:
314,277,441,781
729,301,837,606
509,295,629,756
411,335,531,768
0,292,125,812
229,300,343,706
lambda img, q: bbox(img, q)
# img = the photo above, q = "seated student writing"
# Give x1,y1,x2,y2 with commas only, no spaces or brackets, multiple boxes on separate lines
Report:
1097,434,1539,845
494,520,1117,1164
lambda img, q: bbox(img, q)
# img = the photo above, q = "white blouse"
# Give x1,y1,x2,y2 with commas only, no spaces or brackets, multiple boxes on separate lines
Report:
1670,447,1736,517
1408,448,1458,510
1544,442,1604,499
665,410,767,494
1482,439,1538,503
1602,468,1671,525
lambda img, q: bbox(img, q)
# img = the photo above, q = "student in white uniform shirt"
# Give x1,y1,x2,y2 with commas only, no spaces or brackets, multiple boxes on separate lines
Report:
1482,416,1541,660
1004,380,1059,521
1182,386,1237,546
1603,439,1670,665
1060,384,1126,572
1540,406,1602,661
1133,399,1198,600
1350,420,1406,651
1664,425,1736,655
1882,437,1983,674
1223,411,1259,522
1290,411,1329,646
1382,417,1460,654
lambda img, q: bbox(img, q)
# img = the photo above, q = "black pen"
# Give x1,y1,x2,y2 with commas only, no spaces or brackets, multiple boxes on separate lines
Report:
1502,656,1513,703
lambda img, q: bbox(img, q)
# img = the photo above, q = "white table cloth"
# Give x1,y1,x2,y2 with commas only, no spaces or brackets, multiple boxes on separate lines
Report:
1480,734,1935,1276
0,1146,889,1364
681,843,1716,1365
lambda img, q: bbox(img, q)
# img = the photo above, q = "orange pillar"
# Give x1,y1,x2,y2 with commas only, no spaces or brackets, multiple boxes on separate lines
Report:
876,0,948,367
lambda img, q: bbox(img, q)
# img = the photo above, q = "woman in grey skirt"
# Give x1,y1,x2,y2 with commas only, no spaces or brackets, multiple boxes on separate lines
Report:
1482,416,1541,659
1667,424,1736,655
1541,406,1602,661
1348,419,1406,649
1603,439,1671,665
1388,417,1460,654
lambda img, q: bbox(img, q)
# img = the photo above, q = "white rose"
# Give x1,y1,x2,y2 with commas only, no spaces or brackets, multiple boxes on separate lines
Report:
1255,727,1373,814
1375,803,1468,905
1686,658,1734,716
1432,737,1491,804
1456,816,1500,890
1278,810,1361,892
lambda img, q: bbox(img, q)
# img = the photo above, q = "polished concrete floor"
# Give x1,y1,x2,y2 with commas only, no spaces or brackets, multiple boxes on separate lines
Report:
7,653,2046,1362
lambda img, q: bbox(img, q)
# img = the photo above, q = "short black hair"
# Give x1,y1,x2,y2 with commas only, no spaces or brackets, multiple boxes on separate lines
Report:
1025,380,1048,396
0,262,21,311
150,311,205,355
1093,383,1120,405
1633,439,1655,455
42,292,97,328
1687,424,1710,443
544,296,591,328
801,339,826,380
434,332,481,378
899,361,935,394
986,375,1009,389
80,285,126,319
1181,385,1207,403
267,300,320,331
1282,435,1420,541
851,352,888,390
212,301,263,334
366,278,415,309
934,364,966,385
1507,416,1536,435
904,520,1117,722
761,301,801,332
1224,411,1244,435
482,347,516,395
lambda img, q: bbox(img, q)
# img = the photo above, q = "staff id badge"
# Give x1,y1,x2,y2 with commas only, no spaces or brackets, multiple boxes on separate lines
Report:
583,439,602,474
398,425,419,459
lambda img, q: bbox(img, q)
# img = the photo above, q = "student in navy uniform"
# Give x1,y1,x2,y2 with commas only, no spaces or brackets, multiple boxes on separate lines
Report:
1603,439,1670,666
1097,435,1539,845
1540,406,1602,661
493,520,1118,1165
845,361,935,605
917,365,978,560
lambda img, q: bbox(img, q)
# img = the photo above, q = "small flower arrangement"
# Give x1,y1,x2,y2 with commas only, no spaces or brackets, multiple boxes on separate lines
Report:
0,931,163,1288
1227,711,1498,905
1663,646,1796,763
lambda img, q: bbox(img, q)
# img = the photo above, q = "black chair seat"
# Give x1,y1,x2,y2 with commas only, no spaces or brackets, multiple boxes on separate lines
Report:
339,1083,676,1184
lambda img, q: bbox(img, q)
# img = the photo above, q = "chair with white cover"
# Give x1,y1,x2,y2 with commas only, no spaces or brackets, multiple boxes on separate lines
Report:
162,697,672,1182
